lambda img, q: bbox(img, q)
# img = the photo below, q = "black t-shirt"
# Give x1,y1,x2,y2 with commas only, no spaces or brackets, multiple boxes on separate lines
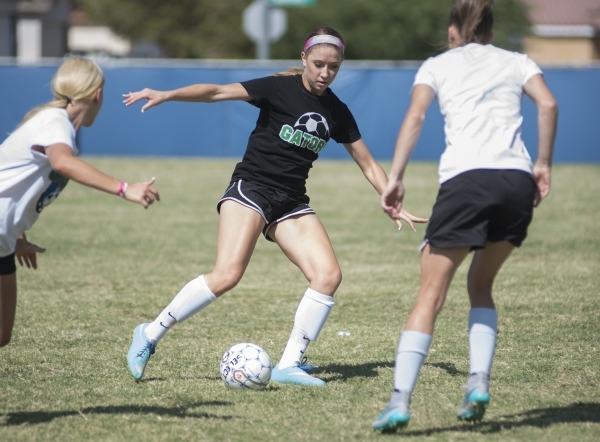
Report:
232,74,361,197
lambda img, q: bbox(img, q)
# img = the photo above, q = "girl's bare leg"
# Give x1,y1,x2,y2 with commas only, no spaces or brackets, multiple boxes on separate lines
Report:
127,202,265,380
392,245,470,398
269,214,341,383
0,272,17,347
405,245,470,334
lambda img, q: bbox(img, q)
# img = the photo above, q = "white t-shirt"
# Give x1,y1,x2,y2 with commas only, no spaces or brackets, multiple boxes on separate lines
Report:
413,43,543,184
0,108,77,257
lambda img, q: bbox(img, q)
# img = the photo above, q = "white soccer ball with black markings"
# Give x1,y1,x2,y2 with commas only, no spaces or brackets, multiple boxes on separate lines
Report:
219,343,272,390
294,112,330,139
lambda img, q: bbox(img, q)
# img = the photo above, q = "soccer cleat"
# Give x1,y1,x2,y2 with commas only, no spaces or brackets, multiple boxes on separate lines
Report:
270,363,326,387
127,323,156,381
457,372,491,421
298,356,317,372
372,390,411,433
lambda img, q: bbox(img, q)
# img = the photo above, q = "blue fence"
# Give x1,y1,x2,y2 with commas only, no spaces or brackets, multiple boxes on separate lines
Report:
1,59,599,162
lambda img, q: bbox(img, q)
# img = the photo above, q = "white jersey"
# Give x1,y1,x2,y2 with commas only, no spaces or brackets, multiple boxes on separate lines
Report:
0,108,77,257
413,43,543,184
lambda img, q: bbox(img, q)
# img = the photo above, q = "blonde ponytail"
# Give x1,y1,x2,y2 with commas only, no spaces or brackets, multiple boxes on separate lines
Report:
448,0,494,48
18,56,105,127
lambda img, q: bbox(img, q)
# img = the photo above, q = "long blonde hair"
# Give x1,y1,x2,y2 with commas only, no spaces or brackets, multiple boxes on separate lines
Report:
448,0,494,48
274,26,345,77
18,56,105,127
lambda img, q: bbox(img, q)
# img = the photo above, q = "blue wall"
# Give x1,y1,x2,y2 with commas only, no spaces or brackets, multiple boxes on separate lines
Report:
1,60,598,162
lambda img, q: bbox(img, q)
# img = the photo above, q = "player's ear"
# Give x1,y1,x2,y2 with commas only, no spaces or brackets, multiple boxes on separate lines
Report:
301,51,307,67
94,87,103,102
448,25,458,47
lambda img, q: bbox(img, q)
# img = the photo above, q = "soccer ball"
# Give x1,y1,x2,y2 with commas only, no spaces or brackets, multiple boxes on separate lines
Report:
294,112,330,139
220,343,272,390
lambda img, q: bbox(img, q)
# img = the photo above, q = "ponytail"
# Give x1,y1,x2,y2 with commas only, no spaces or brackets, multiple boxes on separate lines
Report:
18,56,104,127
448,0,494,48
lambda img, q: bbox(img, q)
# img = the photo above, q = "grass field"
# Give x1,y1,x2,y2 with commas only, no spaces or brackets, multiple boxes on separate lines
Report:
0,159,598,442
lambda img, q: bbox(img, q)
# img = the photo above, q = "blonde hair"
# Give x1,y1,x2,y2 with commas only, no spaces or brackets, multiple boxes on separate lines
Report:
274,26,345,77
19,56,105,127
448,0,494,48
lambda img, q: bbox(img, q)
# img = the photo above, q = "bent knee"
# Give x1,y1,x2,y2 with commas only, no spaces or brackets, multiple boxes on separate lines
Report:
310,265,342,294
207,269,245,295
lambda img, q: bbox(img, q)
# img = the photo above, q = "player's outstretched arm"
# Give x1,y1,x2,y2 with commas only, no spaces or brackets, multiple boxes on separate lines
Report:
123,83,253,112
344,139,428,232
381,84,435,221
44,143,160,209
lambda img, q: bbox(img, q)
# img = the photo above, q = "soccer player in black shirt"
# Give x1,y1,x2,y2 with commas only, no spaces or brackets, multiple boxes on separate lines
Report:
124,26,427,386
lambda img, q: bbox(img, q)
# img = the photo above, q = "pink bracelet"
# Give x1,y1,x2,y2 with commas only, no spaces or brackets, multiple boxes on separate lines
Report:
117,181,128,198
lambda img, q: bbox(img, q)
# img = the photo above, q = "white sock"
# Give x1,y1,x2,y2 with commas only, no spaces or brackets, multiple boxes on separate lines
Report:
278,288,334,370
394,330,432,392
469,308,497,375
144,275,216,343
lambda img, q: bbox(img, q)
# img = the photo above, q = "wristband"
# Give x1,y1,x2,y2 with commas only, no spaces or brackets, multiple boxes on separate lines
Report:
117,181,128,198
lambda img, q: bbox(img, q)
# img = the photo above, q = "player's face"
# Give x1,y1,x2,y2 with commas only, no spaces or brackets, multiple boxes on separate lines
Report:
301,46,343,95
82,88,103,127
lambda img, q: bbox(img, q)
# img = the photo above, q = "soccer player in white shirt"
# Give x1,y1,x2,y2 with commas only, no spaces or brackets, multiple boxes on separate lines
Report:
373,0,558,432
0,57,160,348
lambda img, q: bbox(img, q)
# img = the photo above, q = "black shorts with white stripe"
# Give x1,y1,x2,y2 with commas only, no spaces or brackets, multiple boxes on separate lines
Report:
423,169,536,250
217,180,314,242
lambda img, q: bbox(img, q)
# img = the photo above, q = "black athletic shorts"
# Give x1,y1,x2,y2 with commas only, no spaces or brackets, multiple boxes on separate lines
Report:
422,169,536,250
0,253,16,275
217,180,315,242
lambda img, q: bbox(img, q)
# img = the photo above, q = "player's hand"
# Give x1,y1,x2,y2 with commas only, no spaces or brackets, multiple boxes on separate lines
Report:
381,180,427,232
381,179,405,220
533,163,551,207
393,208,429,232
123,88,168,113
15,234,45,269
125,177,161,209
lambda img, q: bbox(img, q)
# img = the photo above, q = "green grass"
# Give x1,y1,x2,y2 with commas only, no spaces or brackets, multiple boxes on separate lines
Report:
1,159,599,441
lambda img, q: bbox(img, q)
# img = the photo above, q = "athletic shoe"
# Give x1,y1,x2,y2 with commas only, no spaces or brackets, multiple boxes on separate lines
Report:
298,356,317,372
270,363,326,387
127,323,156,380
457,372,490,421
373,390,411,433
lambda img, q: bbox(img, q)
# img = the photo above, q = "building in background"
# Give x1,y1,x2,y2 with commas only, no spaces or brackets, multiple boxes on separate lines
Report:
522,0,600,63
0,0,70,61
68,5,130,57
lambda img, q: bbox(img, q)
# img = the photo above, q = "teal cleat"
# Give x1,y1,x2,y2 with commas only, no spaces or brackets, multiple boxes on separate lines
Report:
457,372,490,422
127,323,156,381
271,363,326,387
373,390,411,433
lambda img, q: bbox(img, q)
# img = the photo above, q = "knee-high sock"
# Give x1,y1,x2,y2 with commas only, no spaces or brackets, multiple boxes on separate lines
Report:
394,330,432,393
144,275,216,343
469,308,497,375
278,288,334,369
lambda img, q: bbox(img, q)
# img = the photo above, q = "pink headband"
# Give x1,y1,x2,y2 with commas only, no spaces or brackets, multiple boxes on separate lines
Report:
303,35,345,54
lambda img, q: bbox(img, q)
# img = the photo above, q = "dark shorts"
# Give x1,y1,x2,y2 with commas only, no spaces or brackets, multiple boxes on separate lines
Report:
0,253,16,275
423,169,536,250
217,180,315,242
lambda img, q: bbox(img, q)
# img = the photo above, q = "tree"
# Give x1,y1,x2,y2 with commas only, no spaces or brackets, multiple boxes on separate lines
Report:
271,0,531,60
74,0,254,59
75,0,530,60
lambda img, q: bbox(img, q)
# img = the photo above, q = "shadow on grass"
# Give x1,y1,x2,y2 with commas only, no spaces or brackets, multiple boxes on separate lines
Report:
386,402,600,437
425,361,468,377
0,401,234,426
317,361,393,381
